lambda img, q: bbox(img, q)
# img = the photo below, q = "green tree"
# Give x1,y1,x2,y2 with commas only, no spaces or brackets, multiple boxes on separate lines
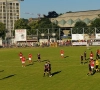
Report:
0,22,6,39
72,21,87,34
14,18,29,29
27,21,39,35
74,21,87,28
90,18,100,27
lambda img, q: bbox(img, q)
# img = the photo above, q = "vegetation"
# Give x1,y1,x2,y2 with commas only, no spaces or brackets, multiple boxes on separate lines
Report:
0,46,100,90
0,22,6,39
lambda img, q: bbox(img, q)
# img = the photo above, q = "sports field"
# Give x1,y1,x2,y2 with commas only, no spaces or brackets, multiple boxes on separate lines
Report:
0,46,100,90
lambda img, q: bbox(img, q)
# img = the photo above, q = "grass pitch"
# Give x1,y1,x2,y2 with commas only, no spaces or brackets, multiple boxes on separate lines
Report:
0,46,100,90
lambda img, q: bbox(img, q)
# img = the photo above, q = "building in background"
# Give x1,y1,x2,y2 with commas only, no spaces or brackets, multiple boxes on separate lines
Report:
0,0,21,39
51,9,100,35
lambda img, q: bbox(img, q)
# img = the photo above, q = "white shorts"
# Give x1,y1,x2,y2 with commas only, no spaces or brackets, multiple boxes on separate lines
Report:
61,54,64,56
91,66,94,69
29,58,32,60
22,61,25,63
20,57,22,59
90,57,93,59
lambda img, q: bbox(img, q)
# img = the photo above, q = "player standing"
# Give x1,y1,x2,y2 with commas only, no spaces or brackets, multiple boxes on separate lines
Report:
21,56,26,67
48,61,52,77
19,52,23,60
37,53,41,62
90,59,95,74
60,49,64,58
28,53,33,64
43,62,49,77
80,54,84,64
95,59,99,72
84,51,86,60
90,51,93,59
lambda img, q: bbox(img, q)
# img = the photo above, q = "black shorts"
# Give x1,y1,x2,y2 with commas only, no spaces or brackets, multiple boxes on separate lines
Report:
89,67,91,71
38,57,40,59
96,65,98,69
44,69,48,72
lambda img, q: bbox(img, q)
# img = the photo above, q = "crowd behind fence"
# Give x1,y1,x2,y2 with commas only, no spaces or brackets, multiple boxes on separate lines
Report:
1,39,100,48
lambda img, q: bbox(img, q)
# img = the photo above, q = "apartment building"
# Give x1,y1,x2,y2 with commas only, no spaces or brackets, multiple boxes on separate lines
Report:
0,0,20,38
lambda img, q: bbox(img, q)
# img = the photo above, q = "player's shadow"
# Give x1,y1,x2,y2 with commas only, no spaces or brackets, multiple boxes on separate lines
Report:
0,74,16,80
64,56,69,58
0,70,4,72
41,60,48,62
26,64,33,66
51,71,61,76
86,58,90,60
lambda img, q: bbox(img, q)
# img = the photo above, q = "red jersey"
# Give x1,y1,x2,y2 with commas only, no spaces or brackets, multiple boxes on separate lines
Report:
90,53,93,57
28,54,32,58
19,52,23,57
21,56,26,62
90,60,94,67
60,50,64,54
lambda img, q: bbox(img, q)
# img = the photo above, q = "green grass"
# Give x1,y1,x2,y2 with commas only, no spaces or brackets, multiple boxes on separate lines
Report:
0,46,100,90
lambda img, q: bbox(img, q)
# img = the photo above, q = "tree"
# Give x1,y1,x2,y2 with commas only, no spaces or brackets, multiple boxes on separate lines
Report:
74,21,87,28
0,22,6,39
14,18,29,29
72,21,87,34
27,21,39,35
44,11,59,18
90,18,100,27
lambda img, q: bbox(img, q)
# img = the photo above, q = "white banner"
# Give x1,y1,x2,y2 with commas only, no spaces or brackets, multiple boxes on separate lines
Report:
72,34,84,40
72,42,87,45
15,29,26,41
92,42,100,45
96,34,100,39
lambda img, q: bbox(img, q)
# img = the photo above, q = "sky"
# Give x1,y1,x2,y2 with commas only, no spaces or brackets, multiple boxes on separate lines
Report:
20,0,100,19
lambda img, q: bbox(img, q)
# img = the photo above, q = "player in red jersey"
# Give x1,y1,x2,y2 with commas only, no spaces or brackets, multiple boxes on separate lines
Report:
60,49,64,58
90,51,93,59
19,52,23,60
28,53,33,64
21,56,26,67
90,59,95,74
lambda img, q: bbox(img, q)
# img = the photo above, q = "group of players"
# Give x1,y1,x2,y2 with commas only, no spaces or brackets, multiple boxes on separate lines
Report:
81,49,100,76
19,52,41,67
19,52,52,77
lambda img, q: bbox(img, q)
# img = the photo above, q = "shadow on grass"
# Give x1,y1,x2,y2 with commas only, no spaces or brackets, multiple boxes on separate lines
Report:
0,70,4,72
26,64,33,66
33,59,48,63
0,74,16,80
64,56,69,58
41,60,48,62
51,71,61,76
